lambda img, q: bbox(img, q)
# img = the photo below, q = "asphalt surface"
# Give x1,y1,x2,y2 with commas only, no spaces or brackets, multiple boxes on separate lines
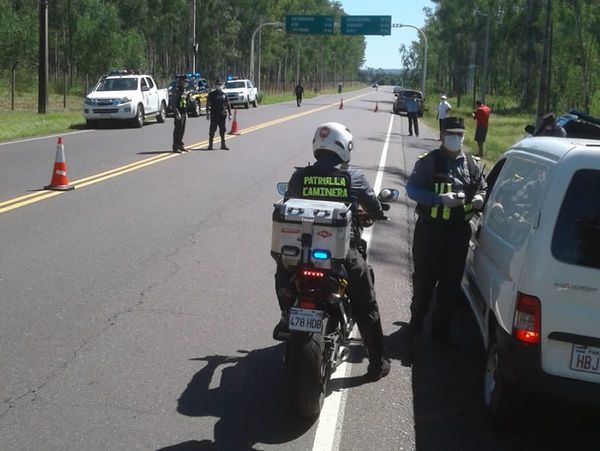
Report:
1,87,597,450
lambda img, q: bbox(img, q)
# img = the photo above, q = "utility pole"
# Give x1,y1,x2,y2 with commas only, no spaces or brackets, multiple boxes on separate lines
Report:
38,0,49,114
191,0,196,73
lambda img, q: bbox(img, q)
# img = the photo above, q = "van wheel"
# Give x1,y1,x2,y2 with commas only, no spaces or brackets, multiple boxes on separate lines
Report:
483,333,517,426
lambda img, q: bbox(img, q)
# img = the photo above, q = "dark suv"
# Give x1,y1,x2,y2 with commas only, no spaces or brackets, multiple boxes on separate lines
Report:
393,89,424,117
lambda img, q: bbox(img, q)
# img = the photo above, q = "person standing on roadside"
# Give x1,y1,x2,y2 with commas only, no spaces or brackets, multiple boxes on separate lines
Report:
472,100,491,157
436,95,452,141
404,117,487,353
172,75,190,153
294,82,304,107
206,79,232,150
406,93,420,137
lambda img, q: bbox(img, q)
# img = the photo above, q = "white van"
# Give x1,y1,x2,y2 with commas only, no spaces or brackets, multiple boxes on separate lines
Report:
462,136,600,422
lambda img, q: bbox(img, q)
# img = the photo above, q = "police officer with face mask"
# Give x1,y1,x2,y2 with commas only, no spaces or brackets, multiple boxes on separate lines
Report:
405,117,487,350
206,79,232,150
273,122,391,382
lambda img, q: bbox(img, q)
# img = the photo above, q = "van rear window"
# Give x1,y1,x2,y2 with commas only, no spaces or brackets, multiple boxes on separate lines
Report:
552,169,600,269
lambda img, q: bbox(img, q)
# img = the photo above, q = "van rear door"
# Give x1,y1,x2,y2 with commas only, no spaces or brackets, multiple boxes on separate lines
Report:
522,160,600,384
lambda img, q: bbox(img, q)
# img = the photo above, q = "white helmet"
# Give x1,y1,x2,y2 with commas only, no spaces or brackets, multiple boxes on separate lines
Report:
312,122,354,163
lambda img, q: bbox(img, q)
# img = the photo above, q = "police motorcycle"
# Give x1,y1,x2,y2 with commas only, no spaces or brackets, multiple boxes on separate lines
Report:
271,184,400,418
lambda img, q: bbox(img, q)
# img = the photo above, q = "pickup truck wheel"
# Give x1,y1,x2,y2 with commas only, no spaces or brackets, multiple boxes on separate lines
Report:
132,104,144,128
156,101,166,123
252,99,257,108
244,99,250,109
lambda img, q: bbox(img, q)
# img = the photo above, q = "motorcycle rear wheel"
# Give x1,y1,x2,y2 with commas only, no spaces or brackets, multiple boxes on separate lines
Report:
285,319,331,418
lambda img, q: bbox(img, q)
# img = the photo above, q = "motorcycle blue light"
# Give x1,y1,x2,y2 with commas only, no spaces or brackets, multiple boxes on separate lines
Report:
312,249,330,260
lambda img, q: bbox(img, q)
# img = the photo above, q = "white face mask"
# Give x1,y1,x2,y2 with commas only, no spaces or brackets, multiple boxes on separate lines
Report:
444,134,464,152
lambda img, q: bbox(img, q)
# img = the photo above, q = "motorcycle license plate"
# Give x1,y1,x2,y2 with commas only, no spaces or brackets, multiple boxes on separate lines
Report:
289,308,324,333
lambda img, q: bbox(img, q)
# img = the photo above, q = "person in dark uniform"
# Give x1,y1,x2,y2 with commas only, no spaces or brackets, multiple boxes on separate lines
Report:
273,122,391,382
405,117,487,348
206,79,232,150
294,82,304,107
172,76,190,153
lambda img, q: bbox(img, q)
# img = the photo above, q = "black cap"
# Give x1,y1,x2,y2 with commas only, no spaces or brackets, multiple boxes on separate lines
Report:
443,116,465,132
215,79,223,85
542,112,556,124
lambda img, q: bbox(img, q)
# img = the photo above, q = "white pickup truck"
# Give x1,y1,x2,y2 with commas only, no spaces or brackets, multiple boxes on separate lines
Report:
222,79,258,108
83,72,168,128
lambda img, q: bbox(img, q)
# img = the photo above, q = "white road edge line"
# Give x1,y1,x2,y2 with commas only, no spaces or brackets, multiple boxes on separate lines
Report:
0,129,94,147
311,113,395,451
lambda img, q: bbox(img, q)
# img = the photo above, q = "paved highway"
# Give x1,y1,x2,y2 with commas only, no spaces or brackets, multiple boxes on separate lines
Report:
0,87,596,450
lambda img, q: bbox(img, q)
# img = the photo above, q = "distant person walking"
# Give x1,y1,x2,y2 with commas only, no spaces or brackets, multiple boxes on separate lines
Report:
406,93,420,137
436,95,452,141
472,100,491,157
206,79,232,150
294,82,304,107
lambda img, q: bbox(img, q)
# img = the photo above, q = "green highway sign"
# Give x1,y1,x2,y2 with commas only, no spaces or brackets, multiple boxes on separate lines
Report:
341,15,392,36
285,15,334,34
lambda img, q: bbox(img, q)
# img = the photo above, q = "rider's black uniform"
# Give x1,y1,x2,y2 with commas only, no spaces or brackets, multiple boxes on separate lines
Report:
206,86,231,150
275,152,389,378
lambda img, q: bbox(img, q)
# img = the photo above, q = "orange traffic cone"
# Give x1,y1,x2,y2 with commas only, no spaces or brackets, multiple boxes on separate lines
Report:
228,110,241,135
374,101,379,112
339,97,344,110
45,137,74,191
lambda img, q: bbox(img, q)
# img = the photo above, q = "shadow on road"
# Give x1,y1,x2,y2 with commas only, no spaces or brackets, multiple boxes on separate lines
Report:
158,345,314,451
386,302,600,450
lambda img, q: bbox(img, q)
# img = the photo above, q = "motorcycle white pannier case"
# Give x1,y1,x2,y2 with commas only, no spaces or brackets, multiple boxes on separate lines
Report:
271,198,352,270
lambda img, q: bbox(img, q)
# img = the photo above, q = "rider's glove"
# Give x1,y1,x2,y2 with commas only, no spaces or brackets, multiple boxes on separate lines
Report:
439,192,464,208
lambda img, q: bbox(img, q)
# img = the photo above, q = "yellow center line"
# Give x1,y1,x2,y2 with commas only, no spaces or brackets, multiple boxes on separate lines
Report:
1,92,370,215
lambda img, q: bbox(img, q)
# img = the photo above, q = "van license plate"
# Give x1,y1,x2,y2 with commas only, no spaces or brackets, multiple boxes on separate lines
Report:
289,308,324,333
570,344,600,374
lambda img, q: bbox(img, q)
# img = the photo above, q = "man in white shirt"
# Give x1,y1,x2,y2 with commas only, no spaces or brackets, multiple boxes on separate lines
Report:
436,95,452,140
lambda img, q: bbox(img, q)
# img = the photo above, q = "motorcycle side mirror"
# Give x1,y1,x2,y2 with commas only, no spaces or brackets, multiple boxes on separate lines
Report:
524,124,536,135
378,188,400,202
276,182,288,196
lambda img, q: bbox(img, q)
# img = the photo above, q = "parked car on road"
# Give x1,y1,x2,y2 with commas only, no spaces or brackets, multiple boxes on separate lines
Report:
462,135,600,424
222,79,258,109
392,89,424,117
167,73,208,117
525,109,600,139
83,70,168,128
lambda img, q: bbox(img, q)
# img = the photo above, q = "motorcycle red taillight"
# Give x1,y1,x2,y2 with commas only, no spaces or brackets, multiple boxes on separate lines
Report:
302,269,325,278
512,292,541,344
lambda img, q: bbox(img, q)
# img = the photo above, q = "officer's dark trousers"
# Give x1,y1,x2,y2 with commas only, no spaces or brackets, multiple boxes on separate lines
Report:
275,247,385,364
209,115,227,148
172,112,186,150
409,216,471,336
296,95,302,106
407,112,419,136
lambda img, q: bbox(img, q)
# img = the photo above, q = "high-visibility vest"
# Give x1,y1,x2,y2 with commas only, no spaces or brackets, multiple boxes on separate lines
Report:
416,150,478,222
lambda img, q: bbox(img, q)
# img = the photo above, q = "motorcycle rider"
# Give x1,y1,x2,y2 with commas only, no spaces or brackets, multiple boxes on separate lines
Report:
273,122,391,382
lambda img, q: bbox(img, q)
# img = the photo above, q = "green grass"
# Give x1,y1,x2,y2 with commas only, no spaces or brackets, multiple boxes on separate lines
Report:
421,96,535,166
1,90,85,142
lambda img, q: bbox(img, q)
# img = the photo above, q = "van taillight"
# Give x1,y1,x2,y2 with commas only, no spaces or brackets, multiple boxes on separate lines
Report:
512,292,541,344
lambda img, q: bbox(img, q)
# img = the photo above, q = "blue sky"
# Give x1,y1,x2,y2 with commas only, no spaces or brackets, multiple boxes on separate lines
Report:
340,0,436,69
